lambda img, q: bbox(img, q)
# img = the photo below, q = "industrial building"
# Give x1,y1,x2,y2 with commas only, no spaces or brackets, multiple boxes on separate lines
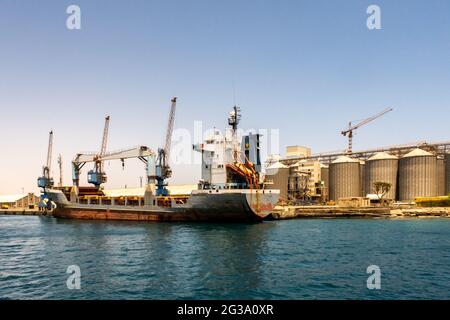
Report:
0,193,40,209
265,148,328,202
265,141,450,204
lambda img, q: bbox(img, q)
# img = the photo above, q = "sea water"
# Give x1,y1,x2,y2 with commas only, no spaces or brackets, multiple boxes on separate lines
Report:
0,216,449,299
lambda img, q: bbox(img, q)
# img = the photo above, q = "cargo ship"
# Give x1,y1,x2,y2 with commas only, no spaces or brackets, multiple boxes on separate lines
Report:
46,187,278,222
41,103,279,222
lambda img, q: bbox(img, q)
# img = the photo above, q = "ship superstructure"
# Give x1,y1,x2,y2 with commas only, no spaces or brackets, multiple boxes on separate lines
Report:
194,106,263,190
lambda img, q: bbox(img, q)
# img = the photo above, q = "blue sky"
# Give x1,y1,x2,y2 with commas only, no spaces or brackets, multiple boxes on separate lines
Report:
0,0,449,193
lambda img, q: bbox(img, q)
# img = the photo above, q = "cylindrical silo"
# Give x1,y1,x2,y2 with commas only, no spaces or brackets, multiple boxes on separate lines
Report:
329,156,360,201
364,152,398,200
266,162,289,200
446,154,450,195
360,160,366,197
399,149,437,201
437,157,445,196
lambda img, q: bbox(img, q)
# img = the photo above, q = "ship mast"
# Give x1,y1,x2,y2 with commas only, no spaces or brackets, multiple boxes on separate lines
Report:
228,105,241,163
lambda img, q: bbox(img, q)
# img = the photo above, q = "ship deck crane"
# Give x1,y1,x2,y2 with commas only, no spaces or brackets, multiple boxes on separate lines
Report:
341,107,393,154
87,116,110,188
37,130,54,190
153,97,177,196
72,146,156,187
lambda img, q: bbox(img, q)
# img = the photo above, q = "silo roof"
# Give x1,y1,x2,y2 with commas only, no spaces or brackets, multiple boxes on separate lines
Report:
368,152,398,161
402,148,434,158
331,156,360,164
267,162,288,169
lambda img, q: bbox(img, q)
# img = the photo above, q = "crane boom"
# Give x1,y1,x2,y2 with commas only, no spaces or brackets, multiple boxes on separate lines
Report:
341,108,393,154
72,146,155,187
46,130,53,173
164,98,177,164
100,116,110,156
342,108,393,134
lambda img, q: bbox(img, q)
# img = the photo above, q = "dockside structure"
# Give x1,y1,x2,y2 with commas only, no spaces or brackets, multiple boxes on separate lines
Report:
265,141,450,203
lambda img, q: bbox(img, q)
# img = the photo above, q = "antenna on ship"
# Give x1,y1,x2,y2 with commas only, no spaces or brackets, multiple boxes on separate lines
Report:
228,105,241,163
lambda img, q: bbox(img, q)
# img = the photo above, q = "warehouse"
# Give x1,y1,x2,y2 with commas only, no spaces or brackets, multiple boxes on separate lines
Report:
0,193,40,209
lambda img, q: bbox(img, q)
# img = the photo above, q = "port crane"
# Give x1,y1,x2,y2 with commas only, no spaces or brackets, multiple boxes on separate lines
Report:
72,146,156,188
341,108,393,154
152,97,177,196
37,130,55,190
71,97,176,195
87,116,110,188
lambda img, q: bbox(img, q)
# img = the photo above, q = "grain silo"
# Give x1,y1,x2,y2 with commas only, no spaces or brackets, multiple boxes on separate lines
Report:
265,162,289,200
364,152,398,200
329,156,360,201
437,157,446,196
399,148,437,201
360,160,366,197
445,153,450,195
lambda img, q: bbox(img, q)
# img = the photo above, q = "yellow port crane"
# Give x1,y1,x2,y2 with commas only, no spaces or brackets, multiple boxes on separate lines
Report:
341,108,393,154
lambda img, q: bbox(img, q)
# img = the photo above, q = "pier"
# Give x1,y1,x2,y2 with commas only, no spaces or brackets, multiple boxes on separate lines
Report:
0,209,50,216
269,205,450,220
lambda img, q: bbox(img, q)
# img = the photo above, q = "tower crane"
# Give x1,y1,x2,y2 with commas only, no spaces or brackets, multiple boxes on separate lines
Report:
87,116,110,188
153,97,177,196
341,108,393,154
37,131,54,190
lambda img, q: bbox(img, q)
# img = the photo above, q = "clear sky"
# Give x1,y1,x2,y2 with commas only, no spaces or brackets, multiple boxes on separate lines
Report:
0,0,449,194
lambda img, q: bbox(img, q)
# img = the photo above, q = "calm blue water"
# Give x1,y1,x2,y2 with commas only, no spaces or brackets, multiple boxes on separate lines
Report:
0,216,449,300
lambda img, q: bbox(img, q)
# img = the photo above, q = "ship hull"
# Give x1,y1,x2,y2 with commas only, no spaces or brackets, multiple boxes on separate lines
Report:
47,189,279,222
